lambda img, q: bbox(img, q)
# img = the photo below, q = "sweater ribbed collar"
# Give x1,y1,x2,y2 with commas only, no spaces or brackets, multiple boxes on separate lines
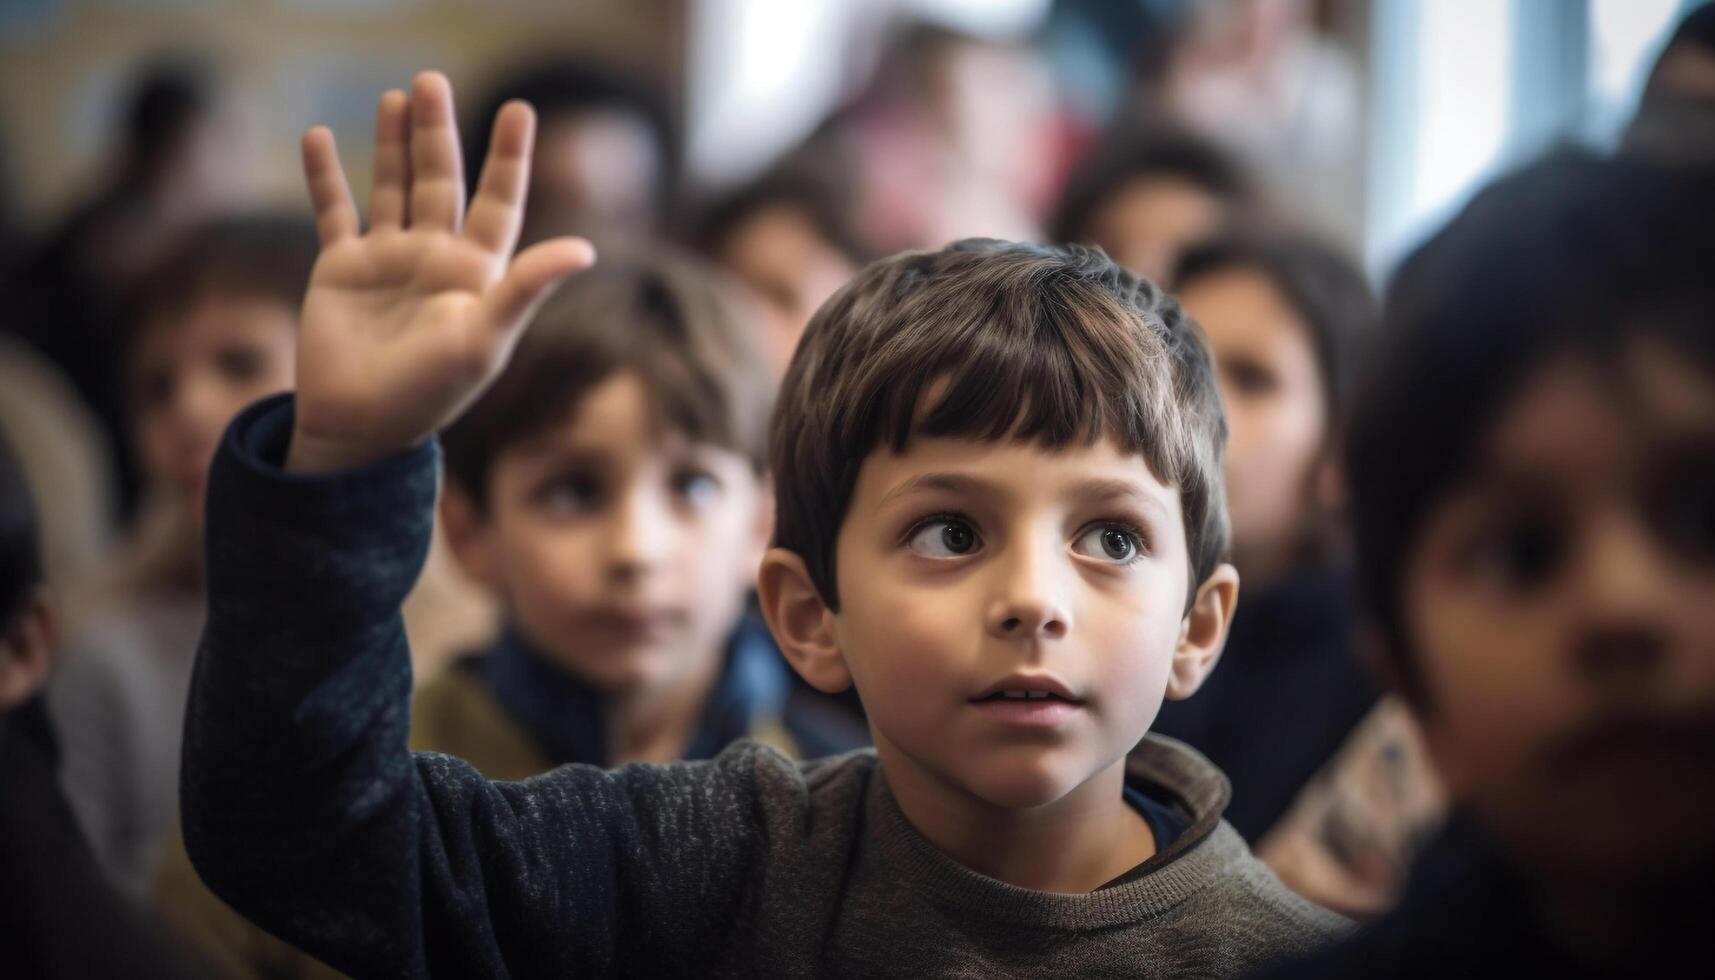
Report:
864,734,1241,931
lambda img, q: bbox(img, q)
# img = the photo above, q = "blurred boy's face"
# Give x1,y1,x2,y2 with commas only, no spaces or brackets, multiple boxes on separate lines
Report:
458,371,767,695
1179,268,1327,577
131,296,297,518
1092,176,1226,284
828,435,1228,810
525,109,662,253
1402,340,1715,882
717,204,856,378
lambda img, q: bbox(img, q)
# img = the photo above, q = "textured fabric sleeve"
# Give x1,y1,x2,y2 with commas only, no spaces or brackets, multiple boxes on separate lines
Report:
180,394,766,979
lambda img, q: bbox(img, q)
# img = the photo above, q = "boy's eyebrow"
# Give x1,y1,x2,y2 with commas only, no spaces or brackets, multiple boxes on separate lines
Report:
875,473,998,512
1066,477,1171,519
873,473,1168,518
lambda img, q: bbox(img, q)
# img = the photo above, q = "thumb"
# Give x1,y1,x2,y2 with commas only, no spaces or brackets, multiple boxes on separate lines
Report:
480,237,596,335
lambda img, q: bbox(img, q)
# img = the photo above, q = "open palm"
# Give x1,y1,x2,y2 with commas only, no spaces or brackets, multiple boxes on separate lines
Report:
288,72,595,474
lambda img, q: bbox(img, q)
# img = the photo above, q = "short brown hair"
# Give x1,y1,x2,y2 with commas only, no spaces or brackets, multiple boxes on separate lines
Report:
126,213,320,357
442,254,773,508
771,238,1228,610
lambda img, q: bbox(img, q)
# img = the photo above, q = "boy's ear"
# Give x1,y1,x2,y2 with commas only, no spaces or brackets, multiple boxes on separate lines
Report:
1165,563,1240,701
0,589,55,713
756,547,850,694
439,481,500,591
748,479,775,571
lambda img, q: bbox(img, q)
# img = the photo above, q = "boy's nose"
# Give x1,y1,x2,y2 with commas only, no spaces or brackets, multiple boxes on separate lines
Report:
1567,513,1674,687
604,489,673,577
985,540,1072,641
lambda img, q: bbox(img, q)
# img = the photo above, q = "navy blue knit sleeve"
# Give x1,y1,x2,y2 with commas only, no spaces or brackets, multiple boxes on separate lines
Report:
180,394,764,979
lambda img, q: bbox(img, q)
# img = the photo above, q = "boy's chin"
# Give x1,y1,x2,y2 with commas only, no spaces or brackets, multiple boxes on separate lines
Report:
954,754,1103,811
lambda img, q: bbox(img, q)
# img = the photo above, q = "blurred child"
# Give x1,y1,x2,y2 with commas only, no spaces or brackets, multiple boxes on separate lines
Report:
4,58,249,512
1264,153,1715,977
156,254,865,978
1050,127,1255,283
46,215,315,898
177,73,1344,978
1623,3,1715,170
463,60,676,257
694,170,867,378
1152,235,1443,916
0,429,216,979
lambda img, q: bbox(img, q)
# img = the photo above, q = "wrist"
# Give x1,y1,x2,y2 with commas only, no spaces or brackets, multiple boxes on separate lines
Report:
285,424,395,475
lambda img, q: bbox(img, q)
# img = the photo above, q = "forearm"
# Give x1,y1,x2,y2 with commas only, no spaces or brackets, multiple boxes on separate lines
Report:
181,393,438,976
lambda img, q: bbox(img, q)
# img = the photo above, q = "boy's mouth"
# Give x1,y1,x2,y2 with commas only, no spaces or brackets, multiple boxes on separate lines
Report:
968,675,1087,727
970,674,1083,704
972,690,1080,703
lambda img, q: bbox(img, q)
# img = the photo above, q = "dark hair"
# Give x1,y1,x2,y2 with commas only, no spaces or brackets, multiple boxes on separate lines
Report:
771,238,1228,611
692,168,870,269
1348,152,1715,700
0,426,41,625
463,61,676,210
1659,2,1715,65
124,213,320,360
1049,126,1253,247
441,254,773,508
1174,233,1377,426
124,57,216,181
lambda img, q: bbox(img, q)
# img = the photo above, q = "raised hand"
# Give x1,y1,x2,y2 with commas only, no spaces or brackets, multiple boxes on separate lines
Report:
286,71,595,474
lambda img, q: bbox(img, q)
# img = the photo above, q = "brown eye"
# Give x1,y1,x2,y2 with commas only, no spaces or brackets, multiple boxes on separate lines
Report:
1222,357,1279,397
1463,513,1567,593
1072,523,1144,564
536,472,602,515
906,517,980,558
214,345,267,383
136,367,175,410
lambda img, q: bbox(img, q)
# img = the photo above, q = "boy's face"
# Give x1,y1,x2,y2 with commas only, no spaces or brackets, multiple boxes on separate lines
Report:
131,295,298,518
1179,268,1328,574
717,203,856,379
1093,175,1225,284
449,371,768,694
823,435,1225,809
1402,340,1715,882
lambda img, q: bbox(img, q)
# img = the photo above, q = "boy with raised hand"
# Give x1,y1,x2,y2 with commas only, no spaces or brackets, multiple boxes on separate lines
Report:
182,72,1345,977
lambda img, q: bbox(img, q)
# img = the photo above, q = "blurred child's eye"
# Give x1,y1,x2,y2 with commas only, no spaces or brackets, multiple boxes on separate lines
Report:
1222,358,1279,397
1072,523,1145,564
536,473,602,514
905,516,981,558
1461,513,1567,593
671,469,722,508
137,367,175,410
214,345,268,384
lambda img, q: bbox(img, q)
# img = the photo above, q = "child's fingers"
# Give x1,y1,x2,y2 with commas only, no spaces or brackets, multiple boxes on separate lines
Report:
301,127,359,245
407,71,466,233
464,100,534,256
369,89,410,231
479,237,596,335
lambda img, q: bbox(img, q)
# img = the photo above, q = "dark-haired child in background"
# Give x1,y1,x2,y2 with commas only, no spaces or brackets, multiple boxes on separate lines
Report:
1050,127,1255,284
47,215,315,899
1153,234,1445,917
693,168,868,381
0,428,217,979
1263,152,1715,978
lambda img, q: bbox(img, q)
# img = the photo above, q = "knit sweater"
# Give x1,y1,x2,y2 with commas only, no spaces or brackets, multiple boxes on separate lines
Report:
180,395,1347,979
